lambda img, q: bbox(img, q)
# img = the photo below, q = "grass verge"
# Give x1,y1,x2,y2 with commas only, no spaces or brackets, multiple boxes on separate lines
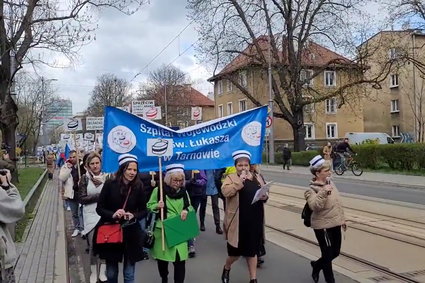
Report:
15,167,47,242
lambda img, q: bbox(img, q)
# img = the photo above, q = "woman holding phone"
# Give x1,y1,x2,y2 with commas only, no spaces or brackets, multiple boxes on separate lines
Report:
305,155,346,283
220,150,267,283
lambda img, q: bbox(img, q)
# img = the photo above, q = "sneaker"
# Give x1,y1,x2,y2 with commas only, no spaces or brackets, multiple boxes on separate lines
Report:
71,229,79,237
200,224,205,231
216,226,223,234
188,245,196,258
66,206,71,211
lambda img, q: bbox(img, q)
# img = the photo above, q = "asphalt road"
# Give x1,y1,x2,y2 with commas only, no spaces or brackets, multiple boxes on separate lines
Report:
73,216,356,283
262,170,425,206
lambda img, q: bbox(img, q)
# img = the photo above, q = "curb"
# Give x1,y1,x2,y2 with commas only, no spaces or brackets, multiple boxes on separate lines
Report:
262,165,425,190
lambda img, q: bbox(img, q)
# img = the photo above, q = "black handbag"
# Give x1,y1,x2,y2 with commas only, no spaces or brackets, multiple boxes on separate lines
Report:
143,213,156,249
301,202,312,227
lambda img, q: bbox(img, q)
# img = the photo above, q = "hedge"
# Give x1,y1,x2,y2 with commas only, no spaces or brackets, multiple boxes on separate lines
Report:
266,143,425,171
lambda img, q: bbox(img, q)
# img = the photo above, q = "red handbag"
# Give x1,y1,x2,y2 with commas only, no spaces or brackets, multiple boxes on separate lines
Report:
96,187,132,244
96,223,123,244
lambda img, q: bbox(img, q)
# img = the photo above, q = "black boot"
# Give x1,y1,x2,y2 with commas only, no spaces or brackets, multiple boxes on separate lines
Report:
200,223,206,231
221,266,230,283
216,226,223,234
249,279,257,283
311,261,319,283
161,277,168,283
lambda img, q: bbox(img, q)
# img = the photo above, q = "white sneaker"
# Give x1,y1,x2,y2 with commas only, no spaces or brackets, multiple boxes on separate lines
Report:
71,229,79,237
66,206,71,211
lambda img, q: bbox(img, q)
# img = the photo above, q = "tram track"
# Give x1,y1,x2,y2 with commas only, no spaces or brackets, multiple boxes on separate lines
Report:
265,223,421,283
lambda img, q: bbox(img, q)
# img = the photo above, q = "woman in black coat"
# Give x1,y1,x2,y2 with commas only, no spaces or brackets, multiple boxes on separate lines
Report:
93,154,147,283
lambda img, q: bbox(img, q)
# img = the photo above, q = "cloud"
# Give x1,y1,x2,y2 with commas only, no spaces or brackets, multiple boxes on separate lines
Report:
38,0,212,114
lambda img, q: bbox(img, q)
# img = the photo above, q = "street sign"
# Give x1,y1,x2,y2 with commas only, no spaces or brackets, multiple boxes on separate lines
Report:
191,106,202,121
132,100,155,115
266,116,273,128
86,117,104,131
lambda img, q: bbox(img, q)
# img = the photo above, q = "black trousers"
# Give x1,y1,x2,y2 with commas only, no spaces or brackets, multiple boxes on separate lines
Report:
313,226,342,283
199,194,220,227
157,253,185,283
282,158,291,170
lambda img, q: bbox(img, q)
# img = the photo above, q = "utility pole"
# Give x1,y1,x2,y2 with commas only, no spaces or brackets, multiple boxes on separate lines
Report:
164,84,168,126
268,38,275,164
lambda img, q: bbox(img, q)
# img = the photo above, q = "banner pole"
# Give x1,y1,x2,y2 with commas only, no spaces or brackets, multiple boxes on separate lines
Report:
158,156,165,251
72,131,81,178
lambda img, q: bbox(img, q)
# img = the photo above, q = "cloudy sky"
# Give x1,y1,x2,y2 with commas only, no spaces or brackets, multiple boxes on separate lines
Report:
41,0,212,114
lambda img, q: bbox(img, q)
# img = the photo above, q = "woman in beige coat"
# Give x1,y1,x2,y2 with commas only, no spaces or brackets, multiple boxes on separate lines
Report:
221,150,267,283
304,155,346,283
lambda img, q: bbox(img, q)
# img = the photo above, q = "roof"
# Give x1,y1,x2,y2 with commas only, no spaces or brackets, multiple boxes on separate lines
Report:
359,29,425,47
167,85,214,107
208,36,355,81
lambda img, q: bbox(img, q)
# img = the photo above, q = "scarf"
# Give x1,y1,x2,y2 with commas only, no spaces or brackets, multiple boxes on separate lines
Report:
159,185,190,219
87,170,105,187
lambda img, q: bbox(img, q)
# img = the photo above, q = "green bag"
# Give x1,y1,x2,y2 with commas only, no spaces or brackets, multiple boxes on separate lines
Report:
162,210,200,247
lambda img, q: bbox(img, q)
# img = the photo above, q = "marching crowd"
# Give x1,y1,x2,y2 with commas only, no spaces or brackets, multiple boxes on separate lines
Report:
0,142,347,283
53,147,346,283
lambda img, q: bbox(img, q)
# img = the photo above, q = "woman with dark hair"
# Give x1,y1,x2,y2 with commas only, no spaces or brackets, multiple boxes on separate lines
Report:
305,155,346,283
93,154,147,283
221,150,268,283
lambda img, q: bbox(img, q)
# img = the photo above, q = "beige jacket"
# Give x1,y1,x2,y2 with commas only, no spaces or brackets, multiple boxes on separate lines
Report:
304,180,345,229
221,172,265,248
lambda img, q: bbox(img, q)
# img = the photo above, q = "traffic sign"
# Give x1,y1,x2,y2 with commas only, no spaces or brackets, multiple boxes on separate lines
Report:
266,116,273,128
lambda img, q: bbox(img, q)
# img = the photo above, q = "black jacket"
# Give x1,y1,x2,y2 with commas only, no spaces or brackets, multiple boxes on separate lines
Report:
282,147,292,159
93,178,147,263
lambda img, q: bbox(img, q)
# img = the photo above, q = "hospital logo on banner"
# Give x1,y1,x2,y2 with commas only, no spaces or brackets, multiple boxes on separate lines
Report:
242,121,262,146
107,125,137,153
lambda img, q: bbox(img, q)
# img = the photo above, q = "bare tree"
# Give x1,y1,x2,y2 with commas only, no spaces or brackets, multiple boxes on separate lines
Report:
137,65,191,126
385,0,425,29
0,0,148,171
188,0,396,151
15,73,63,153
86,74,131,116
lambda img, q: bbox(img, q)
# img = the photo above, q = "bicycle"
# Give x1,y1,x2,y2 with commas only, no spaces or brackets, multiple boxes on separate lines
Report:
334,154,363,176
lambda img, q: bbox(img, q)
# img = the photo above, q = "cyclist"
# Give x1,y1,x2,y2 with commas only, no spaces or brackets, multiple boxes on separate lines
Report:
334,138,355,168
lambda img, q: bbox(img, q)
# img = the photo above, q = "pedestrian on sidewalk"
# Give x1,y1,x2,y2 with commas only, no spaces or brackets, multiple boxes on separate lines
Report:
0,169,25,283
322,142,334,171
199,169,223,235
282,144,292,170
221,150,268,283
184,169,207,257
46,152,55,179
305,155,347,283
147,163,195,283
78,152,109,283
59,150,83,237
93,154,147,283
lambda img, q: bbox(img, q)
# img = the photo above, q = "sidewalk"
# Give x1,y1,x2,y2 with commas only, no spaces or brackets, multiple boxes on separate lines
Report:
14,173,67,283
262,164,425,189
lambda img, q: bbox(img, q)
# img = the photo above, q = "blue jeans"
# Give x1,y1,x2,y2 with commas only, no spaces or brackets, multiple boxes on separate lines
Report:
106,258,135,283
68,199,83,231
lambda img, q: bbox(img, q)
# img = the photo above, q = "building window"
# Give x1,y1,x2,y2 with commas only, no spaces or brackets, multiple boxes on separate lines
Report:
325,98,337,114
390,74,399,88
303,96,315,113
239,99,247,112
218,104,223,117
239,71,248,87
391,99,399,113
227,80,233,92
326,123,338,139
392,125,400,137
324,71,336,87
305,123,315,140
227,102,233,115
216,80,223,95
389,48,400,59
300,69,314,86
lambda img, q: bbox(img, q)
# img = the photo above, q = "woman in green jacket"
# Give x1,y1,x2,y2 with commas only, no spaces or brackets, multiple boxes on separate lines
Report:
147,163,193,283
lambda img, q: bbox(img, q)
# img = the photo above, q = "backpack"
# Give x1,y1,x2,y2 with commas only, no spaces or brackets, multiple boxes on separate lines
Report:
301,202,312,227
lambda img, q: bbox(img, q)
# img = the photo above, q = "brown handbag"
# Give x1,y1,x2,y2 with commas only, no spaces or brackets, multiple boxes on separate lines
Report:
96,187,132,244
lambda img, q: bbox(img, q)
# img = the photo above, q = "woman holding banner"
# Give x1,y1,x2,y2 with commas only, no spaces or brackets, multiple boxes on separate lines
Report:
221,150,268,283
147,163,195,283
93,154,147,283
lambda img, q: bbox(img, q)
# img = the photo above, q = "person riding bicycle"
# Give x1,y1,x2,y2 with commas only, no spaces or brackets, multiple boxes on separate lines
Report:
334,138,355,168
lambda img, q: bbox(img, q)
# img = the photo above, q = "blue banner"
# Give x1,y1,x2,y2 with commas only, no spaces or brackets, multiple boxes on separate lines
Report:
102,106,267,172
